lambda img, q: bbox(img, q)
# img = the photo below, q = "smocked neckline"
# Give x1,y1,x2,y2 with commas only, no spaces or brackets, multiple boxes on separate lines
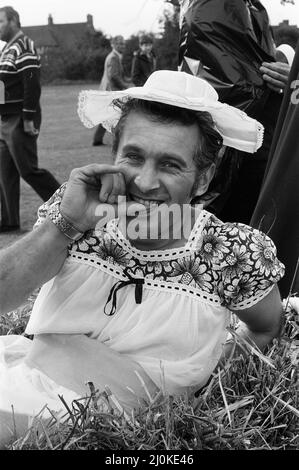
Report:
106,209,212,261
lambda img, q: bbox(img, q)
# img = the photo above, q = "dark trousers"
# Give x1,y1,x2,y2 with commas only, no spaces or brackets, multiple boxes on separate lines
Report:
93,124,106,144
0,113,60,227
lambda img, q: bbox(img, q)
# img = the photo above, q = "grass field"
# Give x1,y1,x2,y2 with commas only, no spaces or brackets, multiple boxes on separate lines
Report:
0,83,113,249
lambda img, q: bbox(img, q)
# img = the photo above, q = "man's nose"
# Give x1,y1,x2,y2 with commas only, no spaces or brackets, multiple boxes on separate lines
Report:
134,168,160,193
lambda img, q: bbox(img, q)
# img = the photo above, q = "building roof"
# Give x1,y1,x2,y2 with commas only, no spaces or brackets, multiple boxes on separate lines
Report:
22,26,58,47
22,15,95,49
272,20,299,30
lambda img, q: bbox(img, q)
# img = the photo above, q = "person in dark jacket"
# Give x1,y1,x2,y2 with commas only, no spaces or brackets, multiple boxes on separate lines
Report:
0,6,60,232
179,0,290,224
131,35,157,87
251,44,299,298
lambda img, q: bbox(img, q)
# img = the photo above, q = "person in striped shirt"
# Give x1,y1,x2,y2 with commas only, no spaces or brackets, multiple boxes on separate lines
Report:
0,6,60,233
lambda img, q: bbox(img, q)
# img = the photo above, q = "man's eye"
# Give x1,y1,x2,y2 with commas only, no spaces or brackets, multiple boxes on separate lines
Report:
125,154,142,162
161,161,180,170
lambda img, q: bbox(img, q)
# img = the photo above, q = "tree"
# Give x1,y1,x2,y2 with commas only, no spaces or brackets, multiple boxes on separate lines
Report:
63,30,111,81
41,29,111,83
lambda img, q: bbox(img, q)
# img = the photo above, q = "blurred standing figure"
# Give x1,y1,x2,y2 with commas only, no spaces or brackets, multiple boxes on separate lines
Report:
93,35,132,146
0,6,60,232
131,35,157,86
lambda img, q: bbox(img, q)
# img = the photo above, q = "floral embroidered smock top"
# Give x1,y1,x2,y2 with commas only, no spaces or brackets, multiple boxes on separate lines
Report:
26,185,285,395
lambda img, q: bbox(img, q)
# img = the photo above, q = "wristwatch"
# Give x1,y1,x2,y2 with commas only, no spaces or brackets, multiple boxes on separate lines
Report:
48,202,84,241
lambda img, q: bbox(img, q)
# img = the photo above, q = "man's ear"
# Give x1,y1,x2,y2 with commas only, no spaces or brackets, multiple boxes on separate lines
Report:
191,164,216,198
10,18,18,29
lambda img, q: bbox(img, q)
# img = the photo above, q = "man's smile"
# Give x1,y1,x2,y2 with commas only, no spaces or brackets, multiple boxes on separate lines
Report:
128,193,166,208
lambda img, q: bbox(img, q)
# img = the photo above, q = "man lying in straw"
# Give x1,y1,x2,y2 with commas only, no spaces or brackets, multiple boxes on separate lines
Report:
0,70,284,446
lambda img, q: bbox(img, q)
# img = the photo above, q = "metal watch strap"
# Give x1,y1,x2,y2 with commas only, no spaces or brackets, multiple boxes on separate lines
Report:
48,203,84,241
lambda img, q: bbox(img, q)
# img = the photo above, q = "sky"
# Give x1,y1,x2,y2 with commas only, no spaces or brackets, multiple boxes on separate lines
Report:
3,0,299,38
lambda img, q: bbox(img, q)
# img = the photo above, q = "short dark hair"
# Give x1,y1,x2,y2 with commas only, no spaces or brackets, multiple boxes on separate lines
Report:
0,6,21,28
111,98,223,174
111,35,125,46
139,35,153,45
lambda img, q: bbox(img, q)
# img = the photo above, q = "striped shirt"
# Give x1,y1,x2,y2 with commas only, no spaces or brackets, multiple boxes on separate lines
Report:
0,31,41,119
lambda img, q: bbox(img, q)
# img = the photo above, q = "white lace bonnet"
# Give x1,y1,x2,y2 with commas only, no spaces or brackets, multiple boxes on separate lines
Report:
78,70,264,153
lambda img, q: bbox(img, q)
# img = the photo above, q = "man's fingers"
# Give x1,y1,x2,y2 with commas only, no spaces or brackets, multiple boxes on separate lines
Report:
99,171,127,204
106,173,126,204
262,73,285,89
73,164,129,179
99,174,114,202
261,61,290,73
266,83,282,93
260,62,290,86
69,164,130,190
67,164,131,203
260,67,286,82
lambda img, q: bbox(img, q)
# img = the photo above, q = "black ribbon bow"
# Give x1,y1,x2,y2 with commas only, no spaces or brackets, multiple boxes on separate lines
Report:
104,267,145,316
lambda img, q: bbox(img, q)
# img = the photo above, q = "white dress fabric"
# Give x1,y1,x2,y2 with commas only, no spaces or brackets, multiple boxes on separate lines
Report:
0,184,285,420
0,335,77,419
